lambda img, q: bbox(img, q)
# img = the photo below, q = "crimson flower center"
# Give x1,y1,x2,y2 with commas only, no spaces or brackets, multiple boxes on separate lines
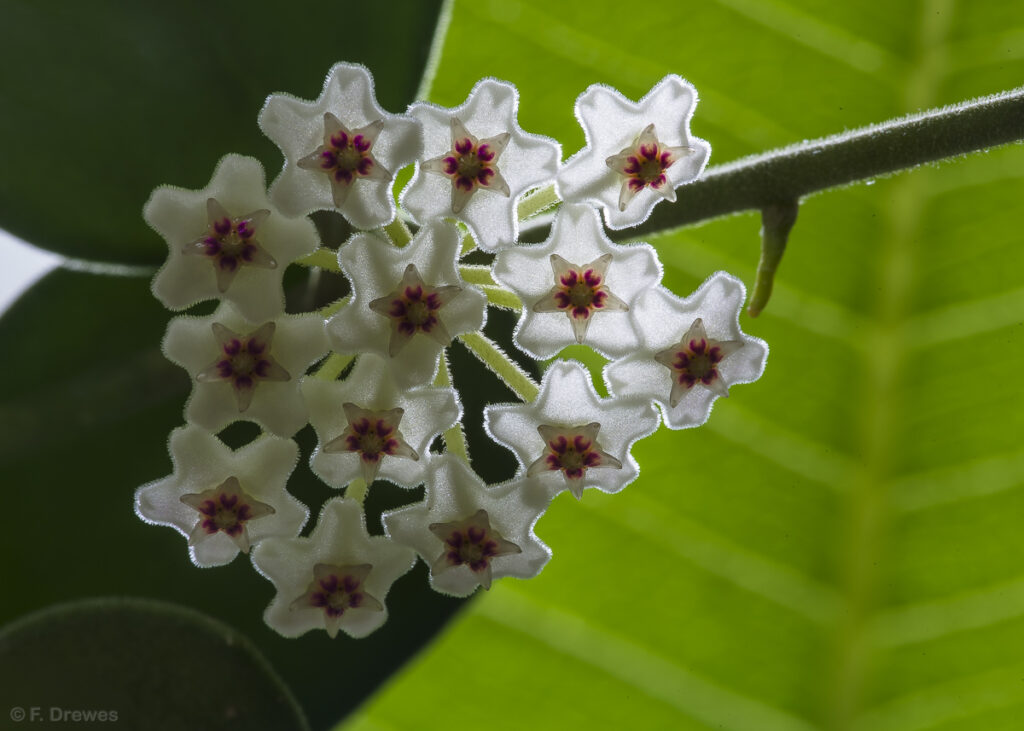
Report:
635,149,670,182
207,219,256,260
312,574,365,617
322,131,374,180
196,494,251,537
567,281,598,308
675,339,724,385
405,299,431,326
445,527,498,571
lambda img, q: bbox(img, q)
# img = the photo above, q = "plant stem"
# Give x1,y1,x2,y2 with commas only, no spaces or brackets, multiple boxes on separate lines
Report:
627,86,1024,238
748,201,799,317
312,352,354,381
481,285,522,310
295,247,341,272
384,218,413,247
517,185,560,220
458,332,539,402
319,295,350,318
434,352,470,464
458,264,496,286
346,478,368,505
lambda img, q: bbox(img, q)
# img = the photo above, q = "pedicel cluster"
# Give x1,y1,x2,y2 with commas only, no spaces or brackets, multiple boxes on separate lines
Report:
135,63,769,639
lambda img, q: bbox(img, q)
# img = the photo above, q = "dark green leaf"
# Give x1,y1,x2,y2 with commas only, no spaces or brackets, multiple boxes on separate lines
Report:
0,598,308,731
0,268,466,730
0,0,443,265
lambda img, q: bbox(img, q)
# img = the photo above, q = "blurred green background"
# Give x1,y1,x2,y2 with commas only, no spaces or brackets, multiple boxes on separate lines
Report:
3,1,1024,729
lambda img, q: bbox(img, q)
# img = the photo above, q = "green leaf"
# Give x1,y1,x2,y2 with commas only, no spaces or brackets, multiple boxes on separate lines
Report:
0,598,308,731
0,0,443,265
341,2,1024,730
0,268,467,730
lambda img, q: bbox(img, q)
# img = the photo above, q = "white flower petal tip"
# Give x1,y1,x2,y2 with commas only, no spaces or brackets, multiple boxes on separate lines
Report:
304,354,461,490
163,304,329,437
401,79,561,252
134,425,307,568
146,154,321,322
258,63,423,228
604,272,768,430
382,455,553,597
484,361,659,499
326,220,486,388
251,498,416,639
556,75,711,230
492,203,662,358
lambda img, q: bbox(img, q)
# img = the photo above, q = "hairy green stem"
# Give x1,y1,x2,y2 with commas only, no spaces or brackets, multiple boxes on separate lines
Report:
627,86,1024,238
319,295,350,318
517,185,560,220
384,218,413,247
458,264,496,286
295,247,341,272
434,351,470,464
748,201,799,317
346,477,368,505
312,352,354,381
458,332,539,402
481,285,522,310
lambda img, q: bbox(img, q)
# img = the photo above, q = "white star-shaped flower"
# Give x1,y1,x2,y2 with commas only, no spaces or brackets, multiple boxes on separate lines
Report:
401,79,561,252
258,63,423,228
492,203,662,358
326,220,486,388
135,425,308,567
163,303,328,437
251,498,416,639
146,154,320,322
484,361,659,499
383,455,553,596
557,75,711,230
303,354,461,489
604,272,768,429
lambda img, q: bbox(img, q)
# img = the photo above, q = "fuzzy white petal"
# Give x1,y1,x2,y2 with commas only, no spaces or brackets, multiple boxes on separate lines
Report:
604,272,768,429
326,220,486,388
401,79,560,252
304,354,461,489
134,426,307,567
493,203,662,358
259,63,422,227
383,455,553,596
147,155,320,322
557,76,711,230
484,361,659,498
163,304,328,437
252,498,415,639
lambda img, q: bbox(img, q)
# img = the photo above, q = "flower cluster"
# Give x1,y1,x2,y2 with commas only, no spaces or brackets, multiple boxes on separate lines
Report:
135,63,767,639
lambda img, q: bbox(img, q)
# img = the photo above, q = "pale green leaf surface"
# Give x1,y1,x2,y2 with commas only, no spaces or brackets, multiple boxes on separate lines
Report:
343,0,1024,729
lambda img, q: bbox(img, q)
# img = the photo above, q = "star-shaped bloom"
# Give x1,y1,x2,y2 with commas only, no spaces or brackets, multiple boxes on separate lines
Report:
383,456,553,596
557,75,711,230
163,303,328,437
135,426,307,567
604,272,768,429
303,354,461,489
484,361,659,499
492,203,662,358
258,63,422,228
368,263,464,356
146,155,321,322
401,79,561,252
252,498,416,639
326,220,486,388
526,422,622,490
